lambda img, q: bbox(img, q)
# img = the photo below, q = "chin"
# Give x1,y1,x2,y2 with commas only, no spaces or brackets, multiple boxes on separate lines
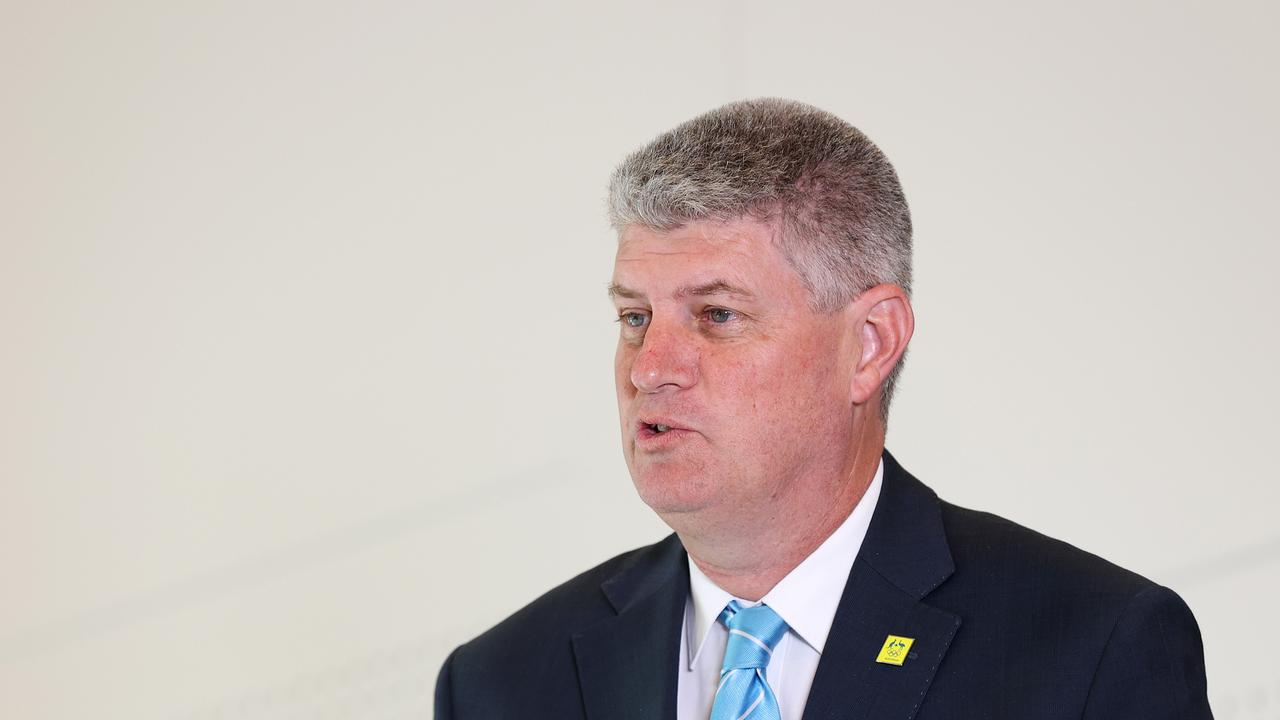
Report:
629,463,717,517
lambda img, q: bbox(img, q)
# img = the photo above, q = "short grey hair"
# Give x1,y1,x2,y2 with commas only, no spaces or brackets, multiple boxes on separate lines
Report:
608,97,913,420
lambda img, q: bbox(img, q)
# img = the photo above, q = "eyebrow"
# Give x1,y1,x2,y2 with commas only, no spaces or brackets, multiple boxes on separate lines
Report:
607,280,757,301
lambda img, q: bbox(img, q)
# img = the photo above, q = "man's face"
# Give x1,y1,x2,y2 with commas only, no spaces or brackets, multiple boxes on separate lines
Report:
611,218,860,526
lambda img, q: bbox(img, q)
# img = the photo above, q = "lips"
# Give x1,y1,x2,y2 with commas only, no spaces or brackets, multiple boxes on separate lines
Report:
636,416,687,435
633,416,697,448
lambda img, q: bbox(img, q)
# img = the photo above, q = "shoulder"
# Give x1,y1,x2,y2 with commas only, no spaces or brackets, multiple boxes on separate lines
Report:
436,534,684,718
926,499,1210,716
447,533,681,669
937,499,1155,600
933,497,1168,633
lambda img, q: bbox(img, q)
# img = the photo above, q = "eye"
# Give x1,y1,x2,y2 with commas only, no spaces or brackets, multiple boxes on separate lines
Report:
706,308,736,323
618,311,649,328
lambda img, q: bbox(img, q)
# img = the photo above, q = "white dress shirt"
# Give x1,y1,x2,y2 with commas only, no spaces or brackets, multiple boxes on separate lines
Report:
676,459,884,720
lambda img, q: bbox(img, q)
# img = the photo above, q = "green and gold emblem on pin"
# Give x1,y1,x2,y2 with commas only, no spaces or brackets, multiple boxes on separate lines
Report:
875,635,915,665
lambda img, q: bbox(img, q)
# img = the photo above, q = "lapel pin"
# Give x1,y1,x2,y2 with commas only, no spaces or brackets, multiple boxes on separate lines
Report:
875,635,915,666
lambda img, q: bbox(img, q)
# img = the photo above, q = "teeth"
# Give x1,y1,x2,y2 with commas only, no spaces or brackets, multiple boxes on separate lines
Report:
654,424,670,433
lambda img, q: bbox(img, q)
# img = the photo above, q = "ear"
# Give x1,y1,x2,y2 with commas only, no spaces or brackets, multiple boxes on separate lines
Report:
848,284,915,407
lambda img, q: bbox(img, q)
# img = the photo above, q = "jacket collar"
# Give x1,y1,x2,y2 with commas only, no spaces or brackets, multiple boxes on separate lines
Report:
858,450,956,600
799,450,960,720
571,450,959,720
571,534,687,720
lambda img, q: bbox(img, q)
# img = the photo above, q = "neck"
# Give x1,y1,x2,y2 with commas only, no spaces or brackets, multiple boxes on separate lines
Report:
674,427,885,602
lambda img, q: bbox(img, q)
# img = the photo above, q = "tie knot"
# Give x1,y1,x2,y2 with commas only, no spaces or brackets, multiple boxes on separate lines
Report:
718,600,789,671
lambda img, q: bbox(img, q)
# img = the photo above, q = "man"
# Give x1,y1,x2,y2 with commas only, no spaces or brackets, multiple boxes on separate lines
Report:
434,99,1212,719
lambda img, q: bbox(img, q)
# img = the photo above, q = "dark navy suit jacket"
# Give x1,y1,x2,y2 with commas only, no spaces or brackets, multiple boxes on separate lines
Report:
435,452,1213,719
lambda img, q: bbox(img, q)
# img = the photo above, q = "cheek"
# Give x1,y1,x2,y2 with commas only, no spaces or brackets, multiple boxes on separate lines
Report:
730,342,843,427
711,354,794,429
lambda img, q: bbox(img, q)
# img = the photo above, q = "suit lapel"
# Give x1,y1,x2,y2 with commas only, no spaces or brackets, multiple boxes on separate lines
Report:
801,451,962,720
569,452,959,720
572,534,688,720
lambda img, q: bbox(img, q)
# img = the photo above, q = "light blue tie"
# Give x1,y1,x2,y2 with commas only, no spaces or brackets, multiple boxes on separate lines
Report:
710,600,789,720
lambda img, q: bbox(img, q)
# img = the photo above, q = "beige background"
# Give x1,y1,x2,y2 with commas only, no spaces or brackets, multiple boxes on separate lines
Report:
3,1,1277,718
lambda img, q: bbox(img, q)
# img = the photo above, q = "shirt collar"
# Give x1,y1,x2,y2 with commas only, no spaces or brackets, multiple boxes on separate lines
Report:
685,458,884,668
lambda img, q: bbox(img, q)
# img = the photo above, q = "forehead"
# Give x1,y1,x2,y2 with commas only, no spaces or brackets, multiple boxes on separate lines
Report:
612,218,803,297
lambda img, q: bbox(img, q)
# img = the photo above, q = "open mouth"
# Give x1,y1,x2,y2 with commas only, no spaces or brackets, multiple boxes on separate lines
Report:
636,418,687,441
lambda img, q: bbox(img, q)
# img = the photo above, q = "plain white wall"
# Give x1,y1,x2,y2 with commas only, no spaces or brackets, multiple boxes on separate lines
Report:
2,1,1277,718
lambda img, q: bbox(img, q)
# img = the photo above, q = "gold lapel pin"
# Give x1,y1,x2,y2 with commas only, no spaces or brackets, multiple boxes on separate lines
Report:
875,635,915,666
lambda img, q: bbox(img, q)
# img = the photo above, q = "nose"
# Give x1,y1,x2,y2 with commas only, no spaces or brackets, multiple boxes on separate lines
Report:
628,318,699,393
